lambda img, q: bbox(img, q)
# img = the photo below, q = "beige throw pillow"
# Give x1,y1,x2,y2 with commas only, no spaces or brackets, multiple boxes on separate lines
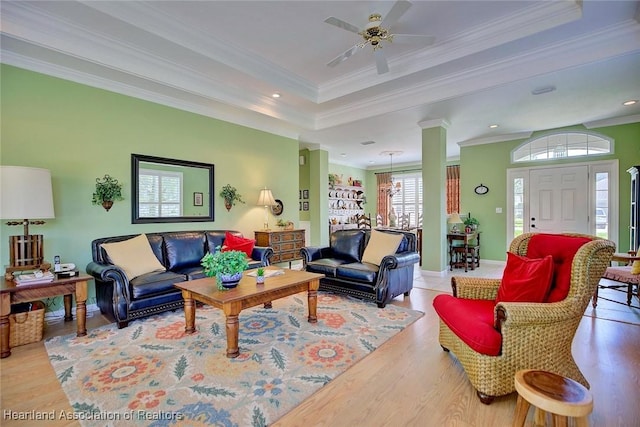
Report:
362,230,404,266
101,234,166,280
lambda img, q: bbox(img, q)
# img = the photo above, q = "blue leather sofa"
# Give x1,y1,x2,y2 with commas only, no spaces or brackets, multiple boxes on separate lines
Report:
86,230,273,328
300,229,420,307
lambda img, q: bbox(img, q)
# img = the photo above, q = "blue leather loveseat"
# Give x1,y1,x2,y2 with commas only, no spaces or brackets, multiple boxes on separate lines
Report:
300,229,420,308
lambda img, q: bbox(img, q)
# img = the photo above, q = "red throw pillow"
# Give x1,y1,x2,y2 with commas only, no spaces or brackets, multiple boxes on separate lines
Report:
526,234,591,302
221,231,255,258
496,253,554,303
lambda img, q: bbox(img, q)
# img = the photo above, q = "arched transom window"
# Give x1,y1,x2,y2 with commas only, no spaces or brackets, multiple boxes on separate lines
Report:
512,131,612,163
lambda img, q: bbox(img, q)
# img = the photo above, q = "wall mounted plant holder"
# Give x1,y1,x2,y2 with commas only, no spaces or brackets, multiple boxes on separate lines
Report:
92,174,124,211
219,184,244,211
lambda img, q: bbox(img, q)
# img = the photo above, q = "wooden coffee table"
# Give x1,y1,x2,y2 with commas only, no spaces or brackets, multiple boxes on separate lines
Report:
175,268,323,358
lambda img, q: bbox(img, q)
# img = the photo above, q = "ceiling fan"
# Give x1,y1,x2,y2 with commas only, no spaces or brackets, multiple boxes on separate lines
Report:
324,0,436,75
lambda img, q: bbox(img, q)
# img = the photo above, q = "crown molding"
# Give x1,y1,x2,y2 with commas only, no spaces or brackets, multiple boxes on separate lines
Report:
584,114,640,129
1,2,315,129
315,20,640,129
317,0,582,103
3,1,638,142
81,1,318,102
418,119,450,130
458,132,533,147
1,50,305,143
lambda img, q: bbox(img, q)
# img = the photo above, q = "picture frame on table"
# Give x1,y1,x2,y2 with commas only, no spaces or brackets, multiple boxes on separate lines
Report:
193,192,203,206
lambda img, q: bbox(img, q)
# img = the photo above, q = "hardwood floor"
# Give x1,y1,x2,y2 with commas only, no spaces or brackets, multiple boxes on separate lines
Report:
1,268,639,426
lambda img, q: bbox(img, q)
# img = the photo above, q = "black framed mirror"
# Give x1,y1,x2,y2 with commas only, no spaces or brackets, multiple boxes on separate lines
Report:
132,154,214,224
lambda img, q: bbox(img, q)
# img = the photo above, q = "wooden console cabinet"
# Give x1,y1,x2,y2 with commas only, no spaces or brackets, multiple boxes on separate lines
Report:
255,229,305,265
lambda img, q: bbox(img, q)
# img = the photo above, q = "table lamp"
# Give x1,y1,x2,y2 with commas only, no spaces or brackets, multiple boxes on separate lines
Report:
0,166,55,270
256,187,276,230
447,212,463,233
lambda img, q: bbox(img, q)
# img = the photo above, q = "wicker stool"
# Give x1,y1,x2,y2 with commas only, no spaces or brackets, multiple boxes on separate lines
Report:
513,370,593,427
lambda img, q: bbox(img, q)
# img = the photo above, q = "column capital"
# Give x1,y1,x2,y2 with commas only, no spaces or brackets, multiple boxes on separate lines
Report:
418,118,450,130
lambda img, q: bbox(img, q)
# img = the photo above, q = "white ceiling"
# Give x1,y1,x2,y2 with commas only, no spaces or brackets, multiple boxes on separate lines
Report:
2,0,639,169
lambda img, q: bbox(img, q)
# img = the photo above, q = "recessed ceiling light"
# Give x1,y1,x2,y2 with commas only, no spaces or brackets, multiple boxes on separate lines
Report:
360,141,376,145
489,124,499,129
623,99,638,106
271,93,281,98
368,161,375,164
340,153,347,157
531,85,556,95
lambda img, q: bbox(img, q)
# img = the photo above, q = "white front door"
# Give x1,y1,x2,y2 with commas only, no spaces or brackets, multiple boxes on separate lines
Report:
529,166,589,233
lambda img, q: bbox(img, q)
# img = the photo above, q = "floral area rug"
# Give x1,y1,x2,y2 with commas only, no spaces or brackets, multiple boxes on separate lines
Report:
45,292,423,426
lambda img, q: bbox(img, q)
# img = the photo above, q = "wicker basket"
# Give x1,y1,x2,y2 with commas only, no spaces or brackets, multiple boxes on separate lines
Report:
9,301,45,348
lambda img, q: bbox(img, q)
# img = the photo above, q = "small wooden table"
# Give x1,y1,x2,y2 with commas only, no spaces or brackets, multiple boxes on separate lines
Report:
175,268,323,358
513,369,593,427
447,232,481,272
1,274,91,358
611,252,640,264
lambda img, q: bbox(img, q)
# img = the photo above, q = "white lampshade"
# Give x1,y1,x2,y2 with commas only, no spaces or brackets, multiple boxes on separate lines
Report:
0,166,55,220
257,188,276,206
447,212,462,224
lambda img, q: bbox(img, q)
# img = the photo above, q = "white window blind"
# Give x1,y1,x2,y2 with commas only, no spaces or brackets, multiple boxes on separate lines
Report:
391,172,423,228
138,168,183,217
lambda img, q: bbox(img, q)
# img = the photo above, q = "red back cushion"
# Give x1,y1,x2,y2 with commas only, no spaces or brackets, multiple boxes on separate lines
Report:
526,234,592,302
222,231,255,258
433,295,501,356
496,253,554,303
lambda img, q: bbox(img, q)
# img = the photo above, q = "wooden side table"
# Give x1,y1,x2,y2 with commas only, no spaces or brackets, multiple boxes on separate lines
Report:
447,232,481,272
513,369,593,427
255,229,305,266
0,274,91,358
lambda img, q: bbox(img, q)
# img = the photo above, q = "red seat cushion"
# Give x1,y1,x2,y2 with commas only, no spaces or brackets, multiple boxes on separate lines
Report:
526,234,591,302
221,231,255,258
433,295,501,356
496,253,554,303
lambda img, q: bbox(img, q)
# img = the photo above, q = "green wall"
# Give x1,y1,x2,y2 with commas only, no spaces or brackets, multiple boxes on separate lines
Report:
460,123,640,261
1,65,300,310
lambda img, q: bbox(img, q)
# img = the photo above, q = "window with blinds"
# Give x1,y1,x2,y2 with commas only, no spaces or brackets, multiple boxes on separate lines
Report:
138,168,183,217
391,172,423,228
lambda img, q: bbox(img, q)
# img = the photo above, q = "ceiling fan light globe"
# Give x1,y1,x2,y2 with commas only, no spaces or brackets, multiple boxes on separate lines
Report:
367,14,382,28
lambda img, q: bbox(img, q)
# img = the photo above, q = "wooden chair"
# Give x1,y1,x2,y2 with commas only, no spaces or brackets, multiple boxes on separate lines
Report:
355,213,372,229
397,213,411,230
434,233,614,404
376,213,384,227
593,251,639,307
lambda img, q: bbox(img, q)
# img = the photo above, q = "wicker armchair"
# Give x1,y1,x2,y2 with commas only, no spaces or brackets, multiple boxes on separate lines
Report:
435,232,615,404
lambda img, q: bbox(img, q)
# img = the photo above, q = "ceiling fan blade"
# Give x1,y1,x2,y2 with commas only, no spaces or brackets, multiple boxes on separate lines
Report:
381,0,412,27
374,49,389,74
392,34,436,46
327,44,361,68
324,16,361,34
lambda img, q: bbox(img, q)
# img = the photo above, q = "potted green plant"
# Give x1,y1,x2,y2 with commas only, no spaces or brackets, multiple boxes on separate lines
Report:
201,248,249,289
464,216,480,232
92,174,124,211
256,267,265,284
219,184,245,211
